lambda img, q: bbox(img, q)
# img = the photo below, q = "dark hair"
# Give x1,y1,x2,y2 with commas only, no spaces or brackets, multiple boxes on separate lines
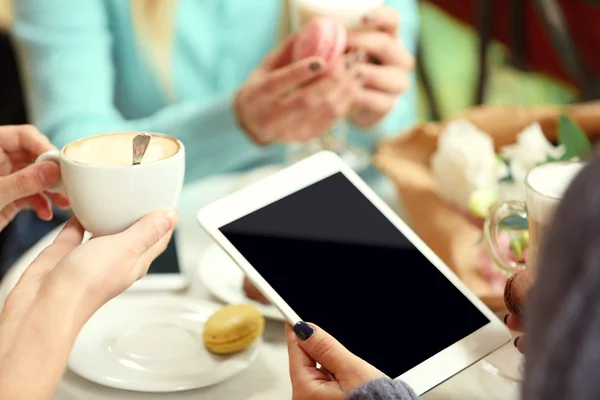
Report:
522,156,600,400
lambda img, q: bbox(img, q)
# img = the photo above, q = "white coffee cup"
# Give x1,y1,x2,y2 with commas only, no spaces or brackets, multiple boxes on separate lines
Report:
36,132,185,236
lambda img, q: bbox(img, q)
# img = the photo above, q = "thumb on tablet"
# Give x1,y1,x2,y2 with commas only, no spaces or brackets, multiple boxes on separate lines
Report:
292,322,386,389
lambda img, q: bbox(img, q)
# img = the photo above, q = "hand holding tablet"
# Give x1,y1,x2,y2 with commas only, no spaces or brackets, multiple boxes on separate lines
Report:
285,322,391,400
197,151,511,395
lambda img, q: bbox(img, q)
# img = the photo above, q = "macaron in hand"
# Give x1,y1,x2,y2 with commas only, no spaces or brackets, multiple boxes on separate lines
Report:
203,303,265,355
292,16,347,70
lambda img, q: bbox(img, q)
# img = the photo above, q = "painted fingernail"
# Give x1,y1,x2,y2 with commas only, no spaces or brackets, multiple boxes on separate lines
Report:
293,321,315,341
503,314,510,325
309,61,322,72
362,12,375,24
514,336,521,348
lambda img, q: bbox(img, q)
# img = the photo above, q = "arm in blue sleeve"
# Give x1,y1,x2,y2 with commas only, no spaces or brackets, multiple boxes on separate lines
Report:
347,378,420,400
355,0,420,137
12,0,262,182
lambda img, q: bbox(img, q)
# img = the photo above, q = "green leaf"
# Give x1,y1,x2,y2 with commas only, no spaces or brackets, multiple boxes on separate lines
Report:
499,214,529,230
558,114,593,160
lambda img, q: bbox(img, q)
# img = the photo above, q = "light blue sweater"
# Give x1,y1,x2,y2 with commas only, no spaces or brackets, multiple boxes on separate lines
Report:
12,0,419,184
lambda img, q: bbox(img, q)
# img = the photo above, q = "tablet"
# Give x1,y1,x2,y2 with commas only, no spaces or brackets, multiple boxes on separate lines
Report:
197,151,510,395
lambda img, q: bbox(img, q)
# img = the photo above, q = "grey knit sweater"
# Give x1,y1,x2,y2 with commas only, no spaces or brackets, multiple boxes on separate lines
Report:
346,152,600,400
348,378,418,400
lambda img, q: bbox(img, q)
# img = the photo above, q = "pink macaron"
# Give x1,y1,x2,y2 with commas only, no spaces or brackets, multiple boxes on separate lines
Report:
292,16,347,69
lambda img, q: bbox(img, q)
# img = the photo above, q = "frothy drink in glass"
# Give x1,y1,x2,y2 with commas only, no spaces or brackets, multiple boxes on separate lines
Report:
485,162,583,274
525,162,583,270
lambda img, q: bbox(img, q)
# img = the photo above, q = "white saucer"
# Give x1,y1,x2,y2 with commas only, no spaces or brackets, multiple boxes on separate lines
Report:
197,244,285,321
69,295,260,393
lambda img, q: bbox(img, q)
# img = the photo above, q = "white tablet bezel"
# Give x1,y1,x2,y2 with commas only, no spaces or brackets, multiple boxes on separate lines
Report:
197,151,511,395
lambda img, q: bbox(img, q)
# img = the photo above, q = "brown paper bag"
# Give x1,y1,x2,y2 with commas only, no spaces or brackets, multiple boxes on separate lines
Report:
374,102,600,311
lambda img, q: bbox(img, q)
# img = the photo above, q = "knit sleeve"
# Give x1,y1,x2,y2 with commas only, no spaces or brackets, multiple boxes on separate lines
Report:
346,378,420,400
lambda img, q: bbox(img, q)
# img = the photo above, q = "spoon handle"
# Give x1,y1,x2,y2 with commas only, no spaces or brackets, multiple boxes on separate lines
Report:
132,133,151,165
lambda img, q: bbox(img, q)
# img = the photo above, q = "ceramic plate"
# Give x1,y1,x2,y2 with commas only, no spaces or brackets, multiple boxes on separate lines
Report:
197,244,285,321
69,295,260,392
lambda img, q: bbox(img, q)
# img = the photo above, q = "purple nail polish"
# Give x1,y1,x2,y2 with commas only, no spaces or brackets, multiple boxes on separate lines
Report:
309,61,322,72
514,336,521,348
293,321,315,341
503,314,509,325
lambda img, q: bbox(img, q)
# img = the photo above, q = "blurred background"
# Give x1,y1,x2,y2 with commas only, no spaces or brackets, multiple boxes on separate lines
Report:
416,0,599,121
3,0,597,126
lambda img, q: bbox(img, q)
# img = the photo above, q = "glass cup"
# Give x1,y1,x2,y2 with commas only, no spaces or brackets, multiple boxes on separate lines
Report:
482,161,583,382
285,0,384,171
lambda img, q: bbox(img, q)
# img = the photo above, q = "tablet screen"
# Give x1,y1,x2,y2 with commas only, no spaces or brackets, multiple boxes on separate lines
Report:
219,172,489,378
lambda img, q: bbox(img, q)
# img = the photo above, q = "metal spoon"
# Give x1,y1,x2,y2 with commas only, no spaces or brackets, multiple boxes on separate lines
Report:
132,133,151,165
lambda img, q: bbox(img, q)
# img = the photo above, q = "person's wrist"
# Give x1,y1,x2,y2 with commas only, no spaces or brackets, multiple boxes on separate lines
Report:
39,273,99,328
232,90,267,146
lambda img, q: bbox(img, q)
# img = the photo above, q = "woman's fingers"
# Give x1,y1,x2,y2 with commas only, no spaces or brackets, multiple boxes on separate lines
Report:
278,64,360,142
347,31,414,69
24,218,86,279
25,194,53,221
277,61,344,108
259,56,326,99
112,209,178,260
514,335,526,354
362,5,400,36
46,193,70,209
0,125,54,158
132,231,174,281
0,162,61,210
260,34,298,70
355,63,410,95
52,218,86,247
300,74,361,142
286,324,317,385
505,314,522,331
352,89,396,127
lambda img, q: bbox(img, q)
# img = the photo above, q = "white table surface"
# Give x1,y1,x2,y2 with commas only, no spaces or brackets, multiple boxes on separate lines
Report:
0,166,521,400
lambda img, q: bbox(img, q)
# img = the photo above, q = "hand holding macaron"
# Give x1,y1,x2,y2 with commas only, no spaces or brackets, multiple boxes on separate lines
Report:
235,20,362,145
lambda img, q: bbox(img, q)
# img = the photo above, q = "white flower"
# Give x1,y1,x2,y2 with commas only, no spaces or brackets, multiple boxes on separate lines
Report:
431,120,499,209
500,122,564,200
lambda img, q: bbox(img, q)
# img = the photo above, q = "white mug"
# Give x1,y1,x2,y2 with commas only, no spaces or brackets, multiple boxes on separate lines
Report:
37,132,185,236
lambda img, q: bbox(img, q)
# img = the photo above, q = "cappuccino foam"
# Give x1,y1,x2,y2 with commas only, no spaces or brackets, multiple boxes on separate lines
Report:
526,162,583,223
64,133,179,166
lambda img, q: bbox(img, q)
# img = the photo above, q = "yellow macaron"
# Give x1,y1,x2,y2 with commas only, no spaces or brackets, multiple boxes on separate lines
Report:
203,303,265,355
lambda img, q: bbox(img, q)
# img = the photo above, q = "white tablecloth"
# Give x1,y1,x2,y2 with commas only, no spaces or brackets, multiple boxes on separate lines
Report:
0,166,520,400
